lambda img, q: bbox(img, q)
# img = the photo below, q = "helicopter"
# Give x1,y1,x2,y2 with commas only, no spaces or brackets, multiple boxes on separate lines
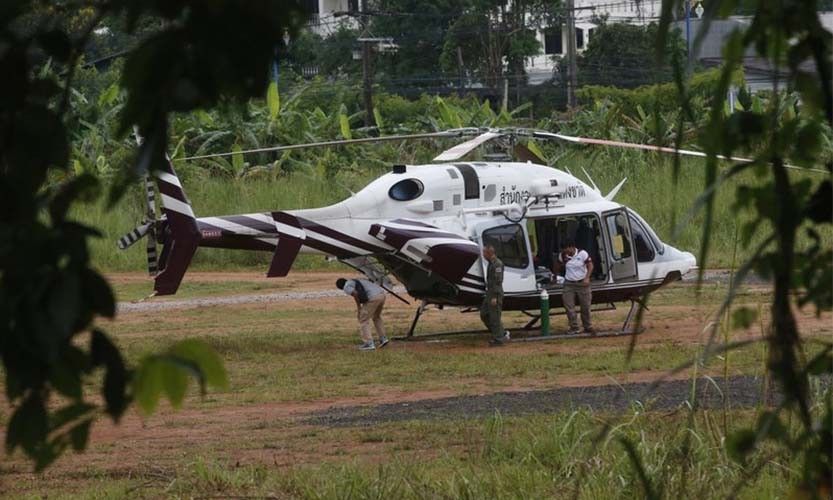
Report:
118,127,813,338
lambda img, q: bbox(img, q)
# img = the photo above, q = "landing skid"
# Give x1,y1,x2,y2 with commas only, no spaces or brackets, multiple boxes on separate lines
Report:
393,298,647,342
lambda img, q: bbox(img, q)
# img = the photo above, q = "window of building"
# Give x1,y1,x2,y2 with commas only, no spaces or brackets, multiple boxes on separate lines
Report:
483,224,530,269
302,0,319,14
544,28,563,55
576,28,584,49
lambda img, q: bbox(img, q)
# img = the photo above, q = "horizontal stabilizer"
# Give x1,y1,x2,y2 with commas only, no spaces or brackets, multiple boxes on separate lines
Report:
369,219,480,284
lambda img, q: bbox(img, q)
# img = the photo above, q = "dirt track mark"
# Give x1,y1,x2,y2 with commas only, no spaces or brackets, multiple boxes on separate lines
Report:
117,269,763,314
306,375,830,427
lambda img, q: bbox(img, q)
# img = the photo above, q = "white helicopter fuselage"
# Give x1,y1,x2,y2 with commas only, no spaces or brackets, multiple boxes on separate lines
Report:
190,161,696,310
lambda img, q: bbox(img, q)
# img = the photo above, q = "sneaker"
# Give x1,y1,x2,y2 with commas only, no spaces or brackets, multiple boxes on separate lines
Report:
489,338,505,347
502,330,511,341
378,336,390,348
583,327,597,335
566,328,580,335
358,341,376,351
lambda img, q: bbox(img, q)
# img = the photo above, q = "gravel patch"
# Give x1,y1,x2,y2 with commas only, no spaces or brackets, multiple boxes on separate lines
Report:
306,375,829,427
118,270,766,314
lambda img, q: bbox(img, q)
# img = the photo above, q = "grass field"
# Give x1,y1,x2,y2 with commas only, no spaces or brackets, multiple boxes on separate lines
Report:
2,273,830,499
76,151,832,273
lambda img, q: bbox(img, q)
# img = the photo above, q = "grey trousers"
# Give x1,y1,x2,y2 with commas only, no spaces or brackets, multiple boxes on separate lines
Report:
563,281,592,330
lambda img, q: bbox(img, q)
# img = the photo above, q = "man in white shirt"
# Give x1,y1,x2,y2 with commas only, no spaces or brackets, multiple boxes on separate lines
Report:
336,277,389,351
557,239,596,335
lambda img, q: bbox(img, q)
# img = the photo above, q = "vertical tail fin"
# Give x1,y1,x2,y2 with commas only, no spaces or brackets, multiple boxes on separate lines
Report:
153,158,201,295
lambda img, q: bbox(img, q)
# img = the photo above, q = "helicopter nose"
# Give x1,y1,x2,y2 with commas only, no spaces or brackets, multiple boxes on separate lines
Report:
682,251,697,272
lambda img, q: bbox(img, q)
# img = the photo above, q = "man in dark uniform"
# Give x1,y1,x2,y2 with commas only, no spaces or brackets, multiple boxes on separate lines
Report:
480,244,509,346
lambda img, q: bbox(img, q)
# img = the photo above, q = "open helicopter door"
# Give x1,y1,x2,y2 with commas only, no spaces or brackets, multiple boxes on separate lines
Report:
475,221,537,294
602,209,638,282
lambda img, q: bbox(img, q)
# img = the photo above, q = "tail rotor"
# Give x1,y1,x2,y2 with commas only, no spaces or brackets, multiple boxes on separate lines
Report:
117,174,163,277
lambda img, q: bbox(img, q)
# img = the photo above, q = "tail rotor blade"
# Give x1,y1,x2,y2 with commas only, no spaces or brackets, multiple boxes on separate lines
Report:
144,175,159,277
146,222,158,276
117,222,151,250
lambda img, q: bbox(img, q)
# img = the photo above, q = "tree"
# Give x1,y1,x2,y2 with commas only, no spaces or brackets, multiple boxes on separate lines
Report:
440,0,559,88
286,26,362,78
370,0,465,87
639,0,831,496
1,0,307,470
576,19,687,88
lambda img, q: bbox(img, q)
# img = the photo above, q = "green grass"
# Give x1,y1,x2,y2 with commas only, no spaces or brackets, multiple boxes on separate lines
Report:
99,283,827,407
14,408,825,499
75,153,831,273
5,283,830,498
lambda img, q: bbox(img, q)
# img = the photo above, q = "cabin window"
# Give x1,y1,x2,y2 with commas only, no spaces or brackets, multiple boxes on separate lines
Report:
388,179,424,201
605,213,632,261
483,224,529,269
628,215,655,262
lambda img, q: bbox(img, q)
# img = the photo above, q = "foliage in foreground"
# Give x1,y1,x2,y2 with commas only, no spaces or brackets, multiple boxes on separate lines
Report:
0,0,306,470
646,0,833,497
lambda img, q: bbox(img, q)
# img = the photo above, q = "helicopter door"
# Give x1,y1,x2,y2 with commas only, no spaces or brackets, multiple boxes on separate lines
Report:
476,222,536,294
602,209,638,282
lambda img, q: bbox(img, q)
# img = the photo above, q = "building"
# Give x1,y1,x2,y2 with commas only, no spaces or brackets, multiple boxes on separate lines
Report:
526,0,665,84
303,0,361,36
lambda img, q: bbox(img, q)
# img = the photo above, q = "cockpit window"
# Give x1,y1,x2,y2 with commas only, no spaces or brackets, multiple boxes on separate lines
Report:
388,179,424,201
628,209,665,255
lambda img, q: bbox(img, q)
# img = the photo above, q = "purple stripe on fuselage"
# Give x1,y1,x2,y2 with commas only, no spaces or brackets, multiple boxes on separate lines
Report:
222,214,276,234
296,216,386,253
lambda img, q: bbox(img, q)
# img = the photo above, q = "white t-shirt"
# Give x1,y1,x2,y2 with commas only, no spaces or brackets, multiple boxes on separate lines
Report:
562,250,591,282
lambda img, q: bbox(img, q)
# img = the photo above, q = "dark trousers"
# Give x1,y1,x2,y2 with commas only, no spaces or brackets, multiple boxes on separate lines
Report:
563,281,592,330
480,294,504,339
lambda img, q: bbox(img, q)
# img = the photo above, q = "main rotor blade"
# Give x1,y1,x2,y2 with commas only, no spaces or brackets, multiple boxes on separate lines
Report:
533,131,828,174
433,131,504,162
175,131,470,162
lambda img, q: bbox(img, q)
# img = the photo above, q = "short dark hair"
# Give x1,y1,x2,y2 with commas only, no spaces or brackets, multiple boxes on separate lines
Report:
563,239,576,249
336,278,347,289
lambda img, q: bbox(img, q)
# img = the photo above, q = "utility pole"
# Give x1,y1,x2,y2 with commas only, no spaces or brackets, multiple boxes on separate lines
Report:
566,0,578,108
685,0,692,76
456,46,465,95
360,0,375,128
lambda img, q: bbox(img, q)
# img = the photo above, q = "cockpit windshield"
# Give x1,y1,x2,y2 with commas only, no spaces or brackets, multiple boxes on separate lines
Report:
627,209,665,255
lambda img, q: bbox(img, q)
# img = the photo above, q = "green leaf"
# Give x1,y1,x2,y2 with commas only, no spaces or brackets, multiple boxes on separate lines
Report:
69,419,92,452
133,357,165,414
726,428,757,463
98,83,120,108
267,81,280,120
373,108,384,130
168,339,228,391
339,111,352,140
526,140,546,164
49,359,82,400
805,350,833,376
90,330,129,419
83,268,116,318
731,307,757,330
231,144,244,174
6,395,48,455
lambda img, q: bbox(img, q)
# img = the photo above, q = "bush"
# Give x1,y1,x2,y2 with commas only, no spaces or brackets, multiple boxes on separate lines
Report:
576,67,745,115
